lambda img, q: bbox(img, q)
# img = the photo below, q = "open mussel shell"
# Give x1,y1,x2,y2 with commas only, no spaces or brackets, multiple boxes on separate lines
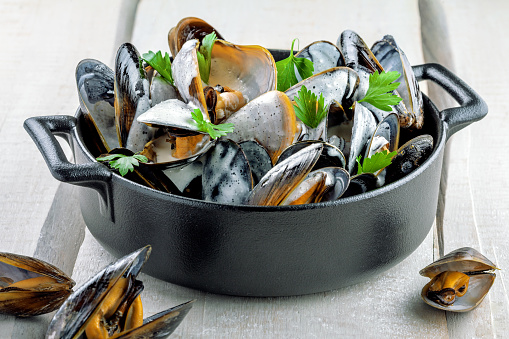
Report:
171,39,208,116
419,247,498,312
76,59,119,152
372,35,423,129
285,67,360,124
115,43,155,152
0,253,75,317
246,142,323,206
294,40,345,82
209,40,277,102
365,113,399,158
46,246,151,338
281,166,350,205
140,131,214,169
224,90,297,163
137,99,206,136
277,141,346,170
202,139,253,204
47,246,194,338
337,30,384,74
420,247,497,278
346,103,377,174
168,16,224,57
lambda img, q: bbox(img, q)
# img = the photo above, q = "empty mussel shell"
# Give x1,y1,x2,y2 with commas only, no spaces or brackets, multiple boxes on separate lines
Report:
0,253,75,317
419,247,497,312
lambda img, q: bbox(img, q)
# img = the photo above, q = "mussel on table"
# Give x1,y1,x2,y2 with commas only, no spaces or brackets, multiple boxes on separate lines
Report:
0,252,75,317
46,245,194,338
420,247,498,312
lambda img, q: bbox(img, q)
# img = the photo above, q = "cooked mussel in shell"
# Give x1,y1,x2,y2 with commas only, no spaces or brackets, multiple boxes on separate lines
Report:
46,245,194,338
0,252,75,317
420,247,497,312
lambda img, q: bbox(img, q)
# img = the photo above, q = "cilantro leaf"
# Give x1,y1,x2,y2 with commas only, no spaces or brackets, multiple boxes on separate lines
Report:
293,85,328,129
356,150,397,175
97,153,148,177
191,108,234,139
276,39,314,92
196,32,217,83
358,71,402,111
142,50,174,85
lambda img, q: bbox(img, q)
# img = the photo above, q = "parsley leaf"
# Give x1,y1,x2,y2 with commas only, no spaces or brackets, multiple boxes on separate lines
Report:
358,71,402,111
191,108,234,139
356,150,397,175
196,32,217,83
97,153,148,177
293,85,328,129
276,39,314,92
142,50,174,85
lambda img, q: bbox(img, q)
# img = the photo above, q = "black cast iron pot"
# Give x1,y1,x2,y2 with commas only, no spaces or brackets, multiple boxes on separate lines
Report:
24,63,487,296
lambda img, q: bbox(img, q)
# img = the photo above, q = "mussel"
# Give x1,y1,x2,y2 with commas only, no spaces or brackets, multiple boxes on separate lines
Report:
420,247,497,312
0,252,75,317
46,245,194,338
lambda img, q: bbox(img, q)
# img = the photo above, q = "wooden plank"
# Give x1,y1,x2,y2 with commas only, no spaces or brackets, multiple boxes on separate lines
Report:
0,0,124,337
421,0,509,337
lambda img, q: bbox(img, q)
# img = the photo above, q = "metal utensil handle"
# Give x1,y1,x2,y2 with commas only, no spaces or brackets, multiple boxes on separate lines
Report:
24,115,114,219
413,63,488,139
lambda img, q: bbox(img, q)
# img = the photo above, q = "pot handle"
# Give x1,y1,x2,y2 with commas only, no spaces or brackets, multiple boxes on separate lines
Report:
413,63,488,139
24,115,114,220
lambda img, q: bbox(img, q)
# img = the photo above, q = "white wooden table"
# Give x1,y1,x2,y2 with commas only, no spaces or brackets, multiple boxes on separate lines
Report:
1,0,507,337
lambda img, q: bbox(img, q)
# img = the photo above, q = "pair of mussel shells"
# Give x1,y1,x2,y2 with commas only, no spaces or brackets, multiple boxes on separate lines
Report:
420,247,498,312
0,248,193,338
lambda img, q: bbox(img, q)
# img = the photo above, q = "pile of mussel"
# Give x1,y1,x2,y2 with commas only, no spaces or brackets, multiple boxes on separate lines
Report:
77,17,434,206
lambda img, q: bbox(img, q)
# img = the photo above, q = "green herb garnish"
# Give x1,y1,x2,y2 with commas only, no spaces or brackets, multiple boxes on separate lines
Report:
191,108,234,139
276,39,314,92
142,50,174,85
97,153,148,177
357,71,402,111
293,85,328,129
356,150,397,175
196,32,217,83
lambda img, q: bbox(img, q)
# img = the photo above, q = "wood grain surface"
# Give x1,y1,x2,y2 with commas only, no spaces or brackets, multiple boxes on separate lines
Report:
0,0,506,338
